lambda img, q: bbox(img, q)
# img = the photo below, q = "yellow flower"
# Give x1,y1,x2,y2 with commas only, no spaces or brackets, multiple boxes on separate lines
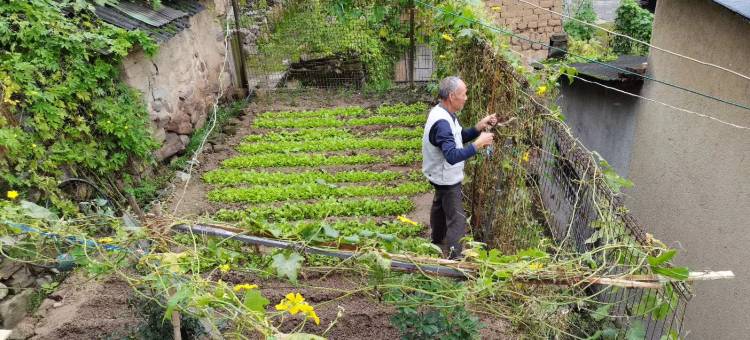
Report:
275,300,290,311
536,85,547,96
307,310,320,325
397,215,419,226
522,151,530,163
529,262,544,270
233,283,259,292
97,237,114,244
287,293,305,304
491,6,502,12
441,33,454,42
218,264,231,273
275,292,319,324
6,191,18,200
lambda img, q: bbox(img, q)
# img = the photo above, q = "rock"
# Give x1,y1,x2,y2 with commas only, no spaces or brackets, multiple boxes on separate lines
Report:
178,88,194,101
9,318,35,340
178,134,190,146
152,127,167,144
165,112,194,135
0,283,8,300
212,144,228,152
0,261,22,280
0,289,33,328
52,302,63,308
7,266,35,293
34,275,53,287
175,171,192,182
151,98,166,112
152,87,169,101
154,133,186,161
194,113,207,131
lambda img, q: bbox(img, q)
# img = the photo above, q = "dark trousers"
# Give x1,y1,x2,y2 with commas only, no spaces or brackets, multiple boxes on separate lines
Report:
430,183,466,259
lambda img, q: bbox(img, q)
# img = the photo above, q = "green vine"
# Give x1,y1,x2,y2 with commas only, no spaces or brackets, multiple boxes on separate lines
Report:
0,0,158,210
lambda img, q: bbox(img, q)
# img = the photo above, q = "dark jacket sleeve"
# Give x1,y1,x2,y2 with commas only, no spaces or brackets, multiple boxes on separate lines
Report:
428,119,477,165
461,126,480,142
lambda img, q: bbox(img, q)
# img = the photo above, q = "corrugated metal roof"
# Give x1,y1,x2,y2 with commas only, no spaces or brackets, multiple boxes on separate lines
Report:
713,0,750,20
570,55,648,83
113,2,185,27
93,0,204,43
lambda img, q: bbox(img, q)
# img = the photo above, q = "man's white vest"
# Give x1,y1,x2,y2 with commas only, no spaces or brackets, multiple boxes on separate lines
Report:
422,105,465,186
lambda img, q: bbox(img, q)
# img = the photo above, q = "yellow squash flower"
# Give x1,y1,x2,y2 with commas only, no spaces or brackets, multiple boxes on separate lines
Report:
6,191,18,200
521,151,530,163
491,6,502,12
397,215,419,226
233,283,259,292
218,264,231,273
529,262,544,270
97,237,114,244
275,292,319,324
441,33,454,42
536,85,547,96
307,310,321,325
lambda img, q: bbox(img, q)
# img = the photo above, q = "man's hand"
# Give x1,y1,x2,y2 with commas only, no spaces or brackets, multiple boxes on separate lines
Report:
476,114,498,131
472,132,494,150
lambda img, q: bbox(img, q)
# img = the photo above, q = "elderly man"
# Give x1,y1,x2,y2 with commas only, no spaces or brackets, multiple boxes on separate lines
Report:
422,76,496,259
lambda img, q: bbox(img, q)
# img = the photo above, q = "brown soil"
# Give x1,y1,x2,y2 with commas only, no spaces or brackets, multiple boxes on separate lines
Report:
11,273,143,340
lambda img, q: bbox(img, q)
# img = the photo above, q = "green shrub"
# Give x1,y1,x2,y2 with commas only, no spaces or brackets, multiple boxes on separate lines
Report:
612,0,653,55
563,0,597,41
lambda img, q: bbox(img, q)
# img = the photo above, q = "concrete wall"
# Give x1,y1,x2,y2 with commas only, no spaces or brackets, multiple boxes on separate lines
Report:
626,1,750,338
560,80,639,177
121,0,236,161
484,0,564,62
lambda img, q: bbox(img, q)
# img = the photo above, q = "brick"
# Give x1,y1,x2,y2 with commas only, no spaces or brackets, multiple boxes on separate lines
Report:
553,25,562,32
539,13,551,21
523,8,534,16
528,21,539,28
540,0,554,8
503,8,520,18
548,19,562,26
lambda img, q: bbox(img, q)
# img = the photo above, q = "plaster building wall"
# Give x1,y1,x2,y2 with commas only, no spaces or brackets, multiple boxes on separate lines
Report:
121,0,236,161
626,1,750,338
559,80,639,177
484,0,565,62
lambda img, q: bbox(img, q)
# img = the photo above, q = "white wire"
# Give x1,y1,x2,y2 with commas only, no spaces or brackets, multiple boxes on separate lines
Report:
172,8,235,214
513,0,750,82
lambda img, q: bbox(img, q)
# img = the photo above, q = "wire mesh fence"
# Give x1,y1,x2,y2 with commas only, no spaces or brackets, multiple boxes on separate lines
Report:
241,0,429,91
536,119,692,339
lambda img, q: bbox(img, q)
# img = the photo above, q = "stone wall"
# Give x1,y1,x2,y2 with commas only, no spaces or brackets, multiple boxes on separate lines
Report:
121,0,236,161
484,0,564,62
0,260,52,329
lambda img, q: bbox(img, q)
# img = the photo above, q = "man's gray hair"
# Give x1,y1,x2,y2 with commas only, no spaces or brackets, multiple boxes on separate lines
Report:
438,76,463,100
